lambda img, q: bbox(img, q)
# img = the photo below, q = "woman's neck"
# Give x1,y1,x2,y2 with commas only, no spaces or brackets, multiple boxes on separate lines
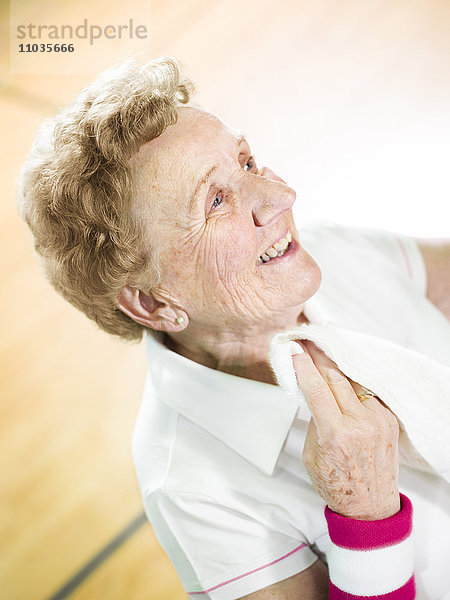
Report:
164,311,309,385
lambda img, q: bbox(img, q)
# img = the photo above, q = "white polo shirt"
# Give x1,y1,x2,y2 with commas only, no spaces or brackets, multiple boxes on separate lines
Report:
132,223,450,600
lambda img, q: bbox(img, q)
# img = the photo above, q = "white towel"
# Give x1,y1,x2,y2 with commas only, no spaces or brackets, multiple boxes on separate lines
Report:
270,323,450,483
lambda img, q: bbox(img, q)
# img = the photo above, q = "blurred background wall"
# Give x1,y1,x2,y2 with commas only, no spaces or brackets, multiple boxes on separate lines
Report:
1,1,449,599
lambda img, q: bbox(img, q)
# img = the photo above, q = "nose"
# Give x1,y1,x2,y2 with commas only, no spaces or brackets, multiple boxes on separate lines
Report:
245,166,296,227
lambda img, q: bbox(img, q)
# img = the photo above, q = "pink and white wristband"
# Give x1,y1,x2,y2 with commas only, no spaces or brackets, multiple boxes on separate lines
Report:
325,493,415,599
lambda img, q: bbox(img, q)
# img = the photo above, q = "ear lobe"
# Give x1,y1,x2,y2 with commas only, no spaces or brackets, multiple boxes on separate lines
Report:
116,285,188,332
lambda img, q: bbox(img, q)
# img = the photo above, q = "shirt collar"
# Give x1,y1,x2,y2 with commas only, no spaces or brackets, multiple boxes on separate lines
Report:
145,331,302,476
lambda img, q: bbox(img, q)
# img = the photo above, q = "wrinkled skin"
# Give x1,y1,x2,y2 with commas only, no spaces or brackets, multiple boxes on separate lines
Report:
294,341,400,520
120,106,320,382
119,107,400,520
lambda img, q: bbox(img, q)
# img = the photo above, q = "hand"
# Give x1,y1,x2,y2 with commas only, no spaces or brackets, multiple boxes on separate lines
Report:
293,340,401,520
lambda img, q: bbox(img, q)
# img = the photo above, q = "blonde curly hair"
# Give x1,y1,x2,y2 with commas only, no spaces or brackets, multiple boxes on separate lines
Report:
17,57,194,342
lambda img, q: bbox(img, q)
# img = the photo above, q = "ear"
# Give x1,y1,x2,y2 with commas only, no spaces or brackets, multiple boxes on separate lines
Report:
116,285,188,333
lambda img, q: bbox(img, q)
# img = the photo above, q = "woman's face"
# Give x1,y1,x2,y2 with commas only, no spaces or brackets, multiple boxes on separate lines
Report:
129,107,321,334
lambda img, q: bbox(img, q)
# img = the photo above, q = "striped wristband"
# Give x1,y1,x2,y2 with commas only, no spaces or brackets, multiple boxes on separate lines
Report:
325,494,415,599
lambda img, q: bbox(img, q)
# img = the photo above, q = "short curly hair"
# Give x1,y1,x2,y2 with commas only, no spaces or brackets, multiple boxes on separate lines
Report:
17,56,194,342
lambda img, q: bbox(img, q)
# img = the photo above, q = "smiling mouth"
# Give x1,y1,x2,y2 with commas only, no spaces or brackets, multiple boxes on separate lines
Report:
256,231,292,265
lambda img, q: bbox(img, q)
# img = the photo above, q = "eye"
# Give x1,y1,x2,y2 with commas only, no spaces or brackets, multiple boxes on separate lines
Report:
211,191,224,210
243,156,258,172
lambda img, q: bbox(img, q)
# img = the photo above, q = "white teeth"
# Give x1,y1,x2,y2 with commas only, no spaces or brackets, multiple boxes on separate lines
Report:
257,231,293,265
274,238,289,251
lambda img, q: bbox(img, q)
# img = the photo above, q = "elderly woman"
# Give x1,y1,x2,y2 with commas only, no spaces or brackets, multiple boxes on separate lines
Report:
18,58,450,600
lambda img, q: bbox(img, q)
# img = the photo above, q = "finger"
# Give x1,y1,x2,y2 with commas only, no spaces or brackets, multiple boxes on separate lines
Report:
348,380,373,399
303,342,364,417
292,342,341,436
302,417,319,468
352,387,393,416
347,379,391,412
357,394,385,412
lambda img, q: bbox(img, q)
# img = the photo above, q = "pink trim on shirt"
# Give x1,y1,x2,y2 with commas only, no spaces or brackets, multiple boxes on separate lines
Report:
396,238,413,280
188,543,306,595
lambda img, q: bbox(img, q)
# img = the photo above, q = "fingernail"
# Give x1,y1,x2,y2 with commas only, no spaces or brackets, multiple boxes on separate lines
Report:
289,340,304,356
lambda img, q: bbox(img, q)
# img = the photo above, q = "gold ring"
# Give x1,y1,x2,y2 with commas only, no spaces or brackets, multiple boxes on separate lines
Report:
356,385,377,401
357,393,377,401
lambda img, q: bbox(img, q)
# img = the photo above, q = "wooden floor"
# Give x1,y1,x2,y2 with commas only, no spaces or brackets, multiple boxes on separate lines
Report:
1,1,449,599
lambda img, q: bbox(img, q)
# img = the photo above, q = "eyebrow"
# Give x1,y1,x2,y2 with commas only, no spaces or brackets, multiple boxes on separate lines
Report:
188,134,247,211
191,165,219,205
